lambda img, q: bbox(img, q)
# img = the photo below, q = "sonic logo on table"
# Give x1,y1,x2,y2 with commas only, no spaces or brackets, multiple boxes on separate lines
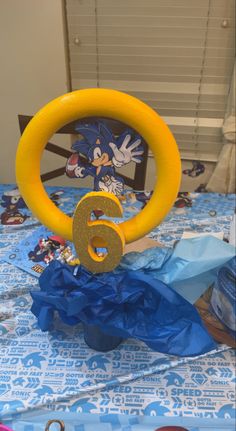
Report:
0,188,28,225
66,121,144,196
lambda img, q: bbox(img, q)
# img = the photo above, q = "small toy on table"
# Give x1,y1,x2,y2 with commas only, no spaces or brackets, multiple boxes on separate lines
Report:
28,235,66,265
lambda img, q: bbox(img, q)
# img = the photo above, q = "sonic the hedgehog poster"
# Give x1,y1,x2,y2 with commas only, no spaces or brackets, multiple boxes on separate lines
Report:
66,121,144,196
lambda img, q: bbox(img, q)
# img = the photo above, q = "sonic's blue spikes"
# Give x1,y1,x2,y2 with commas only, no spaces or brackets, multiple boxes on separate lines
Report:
98,122,114,143
75,121,115,144
71,139,90,155
75,123,100,143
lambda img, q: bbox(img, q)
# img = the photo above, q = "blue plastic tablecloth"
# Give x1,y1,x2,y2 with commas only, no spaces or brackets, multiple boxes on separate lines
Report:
0,185,235,430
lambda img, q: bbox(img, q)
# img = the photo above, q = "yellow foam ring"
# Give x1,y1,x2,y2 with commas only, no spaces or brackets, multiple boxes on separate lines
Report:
16,88,181,243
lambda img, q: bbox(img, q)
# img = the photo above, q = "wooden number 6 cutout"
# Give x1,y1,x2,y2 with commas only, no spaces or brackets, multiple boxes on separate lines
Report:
73,191,125,273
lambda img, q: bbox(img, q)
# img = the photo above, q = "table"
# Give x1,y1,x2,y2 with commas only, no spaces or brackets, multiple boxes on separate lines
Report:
0,185,235,430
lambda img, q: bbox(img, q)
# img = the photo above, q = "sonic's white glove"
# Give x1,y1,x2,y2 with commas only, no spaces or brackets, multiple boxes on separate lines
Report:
110,135,143,168
74,166,86,178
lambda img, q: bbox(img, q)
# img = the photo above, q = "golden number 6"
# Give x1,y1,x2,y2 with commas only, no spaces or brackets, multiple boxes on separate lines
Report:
73,191,125,273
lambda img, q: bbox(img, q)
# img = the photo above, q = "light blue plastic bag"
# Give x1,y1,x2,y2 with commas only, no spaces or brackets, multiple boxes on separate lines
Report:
120,236,236,303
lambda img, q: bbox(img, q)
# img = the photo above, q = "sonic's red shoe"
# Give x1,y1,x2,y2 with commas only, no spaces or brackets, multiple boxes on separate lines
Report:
66,153,80,178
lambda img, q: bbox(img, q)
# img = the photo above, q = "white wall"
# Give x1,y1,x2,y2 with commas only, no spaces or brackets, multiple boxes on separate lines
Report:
0,0,69,184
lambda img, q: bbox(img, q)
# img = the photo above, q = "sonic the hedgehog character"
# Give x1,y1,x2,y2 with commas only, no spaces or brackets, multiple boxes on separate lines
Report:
66,121,143,196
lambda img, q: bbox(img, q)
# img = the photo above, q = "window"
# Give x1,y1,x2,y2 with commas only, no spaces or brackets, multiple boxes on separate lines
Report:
65,0,235,161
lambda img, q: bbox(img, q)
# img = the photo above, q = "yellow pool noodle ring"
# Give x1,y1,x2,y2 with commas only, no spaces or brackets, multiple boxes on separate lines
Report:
16,88,181,244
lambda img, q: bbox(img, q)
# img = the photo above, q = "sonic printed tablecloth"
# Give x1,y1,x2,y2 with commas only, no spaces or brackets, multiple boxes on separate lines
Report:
1,184,235,246
0,184,235,430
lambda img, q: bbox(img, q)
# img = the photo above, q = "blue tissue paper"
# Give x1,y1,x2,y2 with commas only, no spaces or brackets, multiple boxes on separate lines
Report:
31,260,216,357
120,236,236,303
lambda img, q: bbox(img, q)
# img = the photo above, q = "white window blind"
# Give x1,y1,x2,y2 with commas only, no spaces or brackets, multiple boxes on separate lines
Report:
65,0,235,161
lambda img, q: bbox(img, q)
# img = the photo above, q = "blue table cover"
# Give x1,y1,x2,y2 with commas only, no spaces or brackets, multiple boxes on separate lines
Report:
0,185,235,430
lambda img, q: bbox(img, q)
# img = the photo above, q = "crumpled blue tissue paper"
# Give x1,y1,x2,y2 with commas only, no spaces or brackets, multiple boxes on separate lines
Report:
31,260,216,357
120,236,236,303
31,236,235,357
